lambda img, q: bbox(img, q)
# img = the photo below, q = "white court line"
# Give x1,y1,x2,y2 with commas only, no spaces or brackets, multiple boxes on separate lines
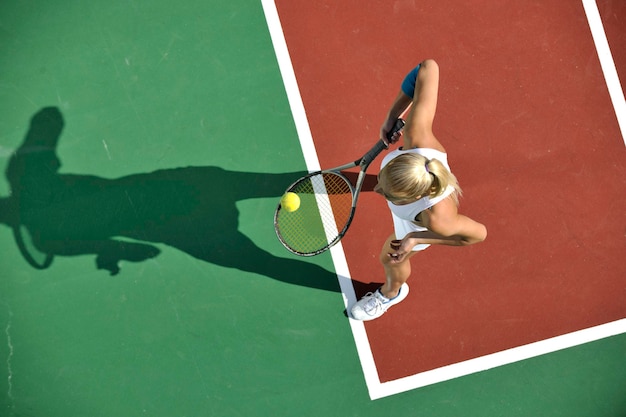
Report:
371,319,626,400
583,0,626,145
260,0,320,171
260,0,382,394
262,0,626,400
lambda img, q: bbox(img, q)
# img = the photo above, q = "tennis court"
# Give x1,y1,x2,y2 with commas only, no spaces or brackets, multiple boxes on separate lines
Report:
1,1,624,416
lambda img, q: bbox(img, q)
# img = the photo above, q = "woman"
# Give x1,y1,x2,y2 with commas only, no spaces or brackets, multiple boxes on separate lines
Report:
351,59,487,321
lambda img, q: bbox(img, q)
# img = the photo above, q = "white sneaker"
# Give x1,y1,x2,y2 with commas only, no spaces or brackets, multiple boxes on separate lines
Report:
350,283,409,321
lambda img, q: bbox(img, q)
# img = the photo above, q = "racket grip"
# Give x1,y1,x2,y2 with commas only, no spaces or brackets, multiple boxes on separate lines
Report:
360,119,405,167
386,118,405,143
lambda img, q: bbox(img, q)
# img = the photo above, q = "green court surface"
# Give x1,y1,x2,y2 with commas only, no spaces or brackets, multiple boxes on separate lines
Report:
0,1,625,416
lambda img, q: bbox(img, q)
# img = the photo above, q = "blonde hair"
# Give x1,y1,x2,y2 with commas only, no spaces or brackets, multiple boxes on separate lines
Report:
380,153,462,205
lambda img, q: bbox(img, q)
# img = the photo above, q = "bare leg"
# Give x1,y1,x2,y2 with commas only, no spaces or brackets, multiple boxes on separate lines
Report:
350,233,417,320
379,234,418,298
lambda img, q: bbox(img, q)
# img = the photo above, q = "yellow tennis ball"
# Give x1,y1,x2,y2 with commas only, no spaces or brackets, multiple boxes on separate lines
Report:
281,192,301,212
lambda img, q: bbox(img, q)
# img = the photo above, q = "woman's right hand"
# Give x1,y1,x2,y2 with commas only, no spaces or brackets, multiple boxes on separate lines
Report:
381,119,402,146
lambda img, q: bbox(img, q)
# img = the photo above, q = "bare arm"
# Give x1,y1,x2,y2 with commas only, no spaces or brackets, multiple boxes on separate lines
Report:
388,197,487,262
381,59,445,152
403,59,445,152
417,198,487,245
406,217,487,247
380,90,412,144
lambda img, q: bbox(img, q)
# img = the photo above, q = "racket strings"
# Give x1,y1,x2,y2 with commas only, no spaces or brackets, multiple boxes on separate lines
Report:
275,172,353,255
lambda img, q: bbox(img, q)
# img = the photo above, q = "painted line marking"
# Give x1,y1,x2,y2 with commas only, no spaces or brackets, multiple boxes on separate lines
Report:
371,318,626,400
260,0,381,394
260,0,320,172
583,0,626,145
262,0,626,400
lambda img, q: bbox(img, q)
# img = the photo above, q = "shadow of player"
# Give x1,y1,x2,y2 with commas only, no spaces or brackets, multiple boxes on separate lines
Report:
0,107,340,292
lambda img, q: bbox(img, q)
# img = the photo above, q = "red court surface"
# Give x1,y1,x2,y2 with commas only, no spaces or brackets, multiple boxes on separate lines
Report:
598,0,626,83
274,0,626,386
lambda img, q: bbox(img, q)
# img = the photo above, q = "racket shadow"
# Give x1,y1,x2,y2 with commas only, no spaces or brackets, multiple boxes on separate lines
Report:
0,107,340,293
340,171,379,193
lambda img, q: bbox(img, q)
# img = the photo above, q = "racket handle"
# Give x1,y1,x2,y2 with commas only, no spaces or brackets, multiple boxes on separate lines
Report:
386,118,406,143
359,118,405,168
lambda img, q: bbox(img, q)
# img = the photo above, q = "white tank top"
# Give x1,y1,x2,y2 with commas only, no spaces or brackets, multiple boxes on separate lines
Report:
380,148,455,222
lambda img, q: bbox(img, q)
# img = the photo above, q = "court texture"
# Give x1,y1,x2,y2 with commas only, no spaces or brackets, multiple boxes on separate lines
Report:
0,0,625,416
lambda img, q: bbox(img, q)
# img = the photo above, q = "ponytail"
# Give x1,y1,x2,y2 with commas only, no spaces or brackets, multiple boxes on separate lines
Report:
424,158,462,205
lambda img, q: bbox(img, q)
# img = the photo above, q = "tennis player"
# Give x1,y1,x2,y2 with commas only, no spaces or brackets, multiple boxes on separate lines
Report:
351,59,487,321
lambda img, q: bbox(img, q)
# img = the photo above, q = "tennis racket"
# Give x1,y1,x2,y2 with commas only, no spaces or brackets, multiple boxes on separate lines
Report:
274,118,405,256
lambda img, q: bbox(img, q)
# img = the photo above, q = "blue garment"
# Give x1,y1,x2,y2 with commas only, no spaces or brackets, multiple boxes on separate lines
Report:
400,64,421,98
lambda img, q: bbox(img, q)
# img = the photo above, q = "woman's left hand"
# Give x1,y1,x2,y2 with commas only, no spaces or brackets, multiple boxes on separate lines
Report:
387,237,418,263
